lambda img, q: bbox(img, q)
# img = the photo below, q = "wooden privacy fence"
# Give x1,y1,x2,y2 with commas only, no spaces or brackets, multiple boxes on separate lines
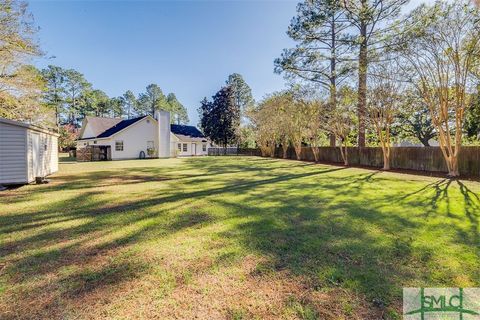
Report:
208,147,262,156
210,146,480,177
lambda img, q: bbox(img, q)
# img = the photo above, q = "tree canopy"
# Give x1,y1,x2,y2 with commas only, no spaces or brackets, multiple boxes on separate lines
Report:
198,86,240,147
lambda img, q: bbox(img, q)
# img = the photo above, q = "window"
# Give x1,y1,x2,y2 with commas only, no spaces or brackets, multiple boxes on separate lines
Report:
177,143,181,151
202,144,206,152
94,140,97,144
182,143,187,152
115,140,124,151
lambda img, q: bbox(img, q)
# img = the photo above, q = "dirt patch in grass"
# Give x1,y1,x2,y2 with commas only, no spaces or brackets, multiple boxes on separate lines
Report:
2,251,384,320
154,255,382,320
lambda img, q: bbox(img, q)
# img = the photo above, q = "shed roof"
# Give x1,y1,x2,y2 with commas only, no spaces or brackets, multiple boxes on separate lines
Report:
0,117,59,136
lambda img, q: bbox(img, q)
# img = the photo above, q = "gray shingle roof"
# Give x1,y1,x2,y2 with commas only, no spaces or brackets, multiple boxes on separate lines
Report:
171,124,205,138
97,116,147,138
81,116,122,139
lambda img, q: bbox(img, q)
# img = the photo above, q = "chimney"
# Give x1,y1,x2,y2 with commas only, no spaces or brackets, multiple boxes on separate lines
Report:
155,110,171,158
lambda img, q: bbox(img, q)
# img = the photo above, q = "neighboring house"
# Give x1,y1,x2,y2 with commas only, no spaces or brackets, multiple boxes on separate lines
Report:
76,111,210,160
0,117,59,185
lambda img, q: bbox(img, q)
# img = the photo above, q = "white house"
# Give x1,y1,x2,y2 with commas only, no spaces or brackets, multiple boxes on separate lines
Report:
0,117,59,185
76,111,210,160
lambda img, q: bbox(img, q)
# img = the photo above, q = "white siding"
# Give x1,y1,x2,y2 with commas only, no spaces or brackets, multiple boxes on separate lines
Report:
111,118,158,159
27,130,59,182
95,117,159,160
76,117,208,160
0,122,27,184
170,134,208,157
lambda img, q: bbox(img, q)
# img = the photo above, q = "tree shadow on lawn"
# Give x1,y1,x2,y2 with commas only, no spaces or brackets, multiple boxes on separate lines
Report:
1,157,479,318
210,172,479,314
2,157,316,198
0,162,346,318
2,167,347,261
0,190,215,318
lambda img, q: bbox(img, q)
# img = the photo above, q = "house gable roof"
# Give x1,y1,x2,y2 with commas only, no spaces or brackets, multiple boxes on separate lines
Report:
97,116,148,138
77,116,206,141
80,116,122,139
171,124,205,138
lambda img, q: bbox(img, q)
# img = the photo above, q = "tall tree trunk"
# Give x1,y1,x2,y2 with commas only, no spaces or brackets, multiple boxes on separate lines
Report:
339,137,348,166
295,144,302,160
270,143,276,158
312,146,319,162
357,15,368,147
419,136,431,147
437,124,460,177
55,105,60,126
329,87,337,147
329,16,337,148
381,143,391,170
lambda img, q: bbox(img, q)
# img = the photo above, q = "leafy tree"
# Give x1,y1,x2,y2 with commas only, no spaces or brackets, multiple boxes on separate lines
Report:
76,89,108,119
367,59,404,170
323,86,357,165
58,124,78,150
64,69,91,124
226,73,254,116
286,90,313,160
398,1,480,176
199,86,240,147
89,89,110,117
137,83,166,116
465,85,480,141
396,91,436,147
249,89,317,160
166,93,189,124
0,65,50,125
237,125,257,148
275,0,353,146
122,90,137,119
342,0,408,147
249,93,284,157
108,97,124,118
303,99,327,162
41,65,66,125
0,0,49,125
198,97,212,131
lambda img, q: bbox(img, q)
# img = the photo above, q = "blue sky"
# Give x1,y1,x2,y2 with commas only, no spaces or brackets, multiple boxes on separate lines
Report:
30,0,429,125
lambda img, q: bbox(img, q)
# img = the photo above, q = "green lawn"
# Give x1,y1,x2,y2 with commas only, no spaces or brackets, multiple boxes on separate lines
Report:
0,156,478,319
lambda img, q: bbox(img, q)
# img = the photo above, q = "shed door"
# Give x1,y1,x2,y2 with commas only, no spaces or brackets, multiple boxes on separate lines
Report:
31,133,42,177
192,143,196,156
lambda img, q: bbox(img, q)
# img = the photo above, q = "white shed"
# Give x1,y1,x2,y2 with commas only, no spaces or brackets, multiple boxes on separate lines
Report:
0,118,59,185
